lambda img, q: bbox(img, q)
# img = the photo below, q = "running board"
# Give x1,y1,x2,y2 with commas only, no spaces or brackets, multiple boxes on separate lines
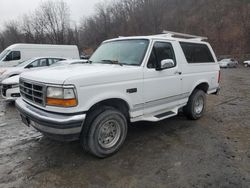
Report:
155,111,175,119
133,109,178,122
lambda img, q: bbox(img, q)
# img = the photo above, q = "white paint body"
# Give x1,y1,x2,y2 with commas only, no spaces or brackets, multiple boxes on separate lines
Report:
0,44,79,67
219,58,238,68
1,75,20,101
0,57,67,83
19,35,220,123
1,59,87,101
243,60,250,67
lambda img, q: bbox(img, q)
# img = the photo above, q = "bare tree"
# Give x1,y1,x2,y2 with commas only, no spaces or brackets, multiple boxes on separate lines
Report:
1,0,250,57
35,0,71,44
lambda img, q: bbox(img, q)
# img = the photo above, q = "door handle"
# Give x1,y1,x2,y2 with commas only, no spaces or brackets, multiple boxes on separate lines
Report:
175,71,182,75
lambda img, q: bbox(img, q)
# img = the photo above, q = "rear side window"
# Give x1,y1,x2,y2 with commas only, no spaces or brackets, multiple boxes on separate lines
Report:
48,58,65,65
180,42,214,63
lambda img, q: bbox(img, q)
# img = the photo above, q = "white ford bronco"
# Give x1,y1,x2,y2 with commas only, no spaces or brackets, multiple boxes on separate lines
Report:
16,31,220,158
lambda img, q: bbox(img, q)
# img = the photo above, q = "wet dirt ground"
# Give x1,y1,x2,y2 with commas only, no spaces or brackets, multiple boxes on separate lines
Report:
0,67,250,188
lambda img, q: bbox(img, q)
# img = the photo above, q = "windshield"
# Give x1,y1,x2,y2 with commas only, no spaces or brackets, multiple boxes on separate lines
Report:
90,39,149,66
15,58,36,67
0,49,10,61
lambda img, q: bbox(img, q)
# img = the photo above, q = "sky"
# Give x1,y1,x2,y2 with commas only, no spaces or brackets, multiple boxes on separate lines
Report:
0,0,105,28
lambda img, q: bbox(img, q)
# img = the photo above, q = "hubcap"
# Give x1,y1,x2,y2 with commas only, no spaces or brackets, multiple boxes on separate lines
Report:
98,120,121,149
194,96,204,114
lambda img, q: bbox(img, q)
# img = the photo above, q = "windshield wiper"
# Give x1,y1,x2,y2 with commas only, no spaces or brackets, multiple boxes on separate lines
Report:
122,63,139,66
101,60,123,66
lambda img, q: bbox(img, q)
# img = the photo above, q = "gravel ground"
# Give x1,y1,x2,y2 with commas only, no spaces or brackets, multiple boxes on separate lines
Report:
0,67,249,188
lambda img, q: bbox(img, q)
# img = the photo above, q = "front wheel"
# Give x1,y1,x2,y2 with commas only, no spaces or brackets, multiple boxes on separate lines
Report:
81,107,128,158
183,89,206,120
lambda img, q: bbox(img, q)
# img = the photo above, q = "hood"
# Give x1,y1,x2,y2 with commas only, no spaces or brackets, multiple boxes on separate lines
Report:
20,64,142,85
0,67,23,76
2,75,20,85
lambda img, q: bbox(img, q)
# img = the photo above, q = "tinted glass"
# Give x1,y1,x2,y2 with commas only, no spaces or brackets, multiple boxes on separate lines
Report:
4,51,21,61
12,51,21,60
147,42,176,69
48,59,55,65
180,42,214,63
40,59,47,66
28,58,47,68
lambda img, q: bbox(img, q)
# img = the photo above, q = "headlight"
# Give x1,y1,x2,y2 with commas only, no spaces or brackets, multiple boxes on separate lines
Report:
47,87,63,98
46,86,77,107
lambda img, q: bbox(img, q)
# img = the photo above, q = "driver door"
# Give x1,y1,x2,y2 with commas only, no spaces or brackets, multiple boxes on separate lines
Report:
143,41,182,115
2,51,21,67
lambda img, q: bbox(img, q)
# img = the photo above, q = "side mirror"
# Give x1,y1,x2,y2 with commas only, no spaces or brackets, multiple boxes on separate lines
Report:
157,59,175,70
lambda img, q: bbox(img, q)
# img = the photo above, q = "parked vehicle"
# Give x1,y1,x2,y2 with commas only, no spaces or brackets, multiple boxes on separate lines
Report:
0,44,79,67
16,31,220,158
243,60,250,67
0,57,66,84
80,54,91,60
50,59,88,67
219,58,238,68
1,75,20,101
1,59,85,101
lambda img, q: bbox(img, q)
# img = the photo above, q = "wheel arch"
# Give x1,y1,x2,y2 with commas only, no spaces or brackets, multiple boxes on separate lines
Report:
87,98,131,121
191,81,209,95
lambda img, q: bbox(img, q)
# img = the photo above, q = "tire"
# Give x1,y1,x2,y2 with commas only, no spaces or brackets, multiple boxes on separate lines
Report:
80,106,127,158
183,89,206,120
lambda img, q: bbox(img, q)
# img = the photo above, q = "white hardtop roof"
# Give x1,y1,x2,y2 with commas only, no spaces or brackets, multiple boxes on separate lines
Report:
104,31,209,44
6,43,78,50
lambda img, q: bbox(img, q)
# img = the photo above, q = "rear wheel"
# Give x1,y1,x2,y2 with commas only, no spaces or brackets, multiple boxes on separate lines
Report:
80,106,127,158
183,89,206,120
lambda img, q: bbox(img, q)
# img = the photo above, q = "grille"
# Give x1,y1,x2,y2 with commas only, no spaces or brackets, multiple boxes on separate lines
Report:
19,79,45,106
2,84,12,97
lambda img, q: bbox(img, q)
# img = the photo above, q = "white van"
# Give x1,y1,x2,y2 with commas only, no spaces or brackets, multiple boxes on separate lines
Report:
0,44,80,67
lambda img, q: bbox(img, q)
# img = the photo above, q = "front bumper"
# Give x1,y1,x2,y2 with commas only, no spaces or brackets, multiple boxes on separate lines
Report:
15,98,86,141
1,87,20,101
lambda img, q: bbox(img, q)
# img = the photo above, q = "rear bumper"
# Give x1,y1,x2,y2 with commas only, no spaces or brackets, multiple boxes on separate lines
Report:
212,87,220,95
15,98,86,141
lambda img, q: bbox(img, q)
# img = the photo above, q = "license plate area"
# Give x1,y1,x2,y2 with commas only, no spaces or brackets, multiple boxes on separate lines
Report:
21,115,30,127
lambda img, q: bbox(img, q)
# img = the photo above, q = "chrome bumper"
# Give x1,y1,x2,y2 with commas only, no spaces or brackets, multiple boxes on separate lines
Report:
15,98,86,141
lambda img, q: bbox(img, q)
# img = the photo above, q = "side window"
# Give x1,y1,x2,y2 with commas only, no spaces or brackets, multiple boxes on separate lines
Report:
180,42,215,63
27,58,47,68
147,42,176,69
12,51,21,60
147,49,157,69
48,58,55,65
40,58,48,67
4,51,21,61
48,58,64,66
27,60,39,68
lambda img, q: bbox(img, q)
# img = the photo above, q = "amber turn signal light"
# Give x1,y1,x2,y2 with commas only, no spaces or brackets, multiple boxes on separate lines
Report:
46,98,77,107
